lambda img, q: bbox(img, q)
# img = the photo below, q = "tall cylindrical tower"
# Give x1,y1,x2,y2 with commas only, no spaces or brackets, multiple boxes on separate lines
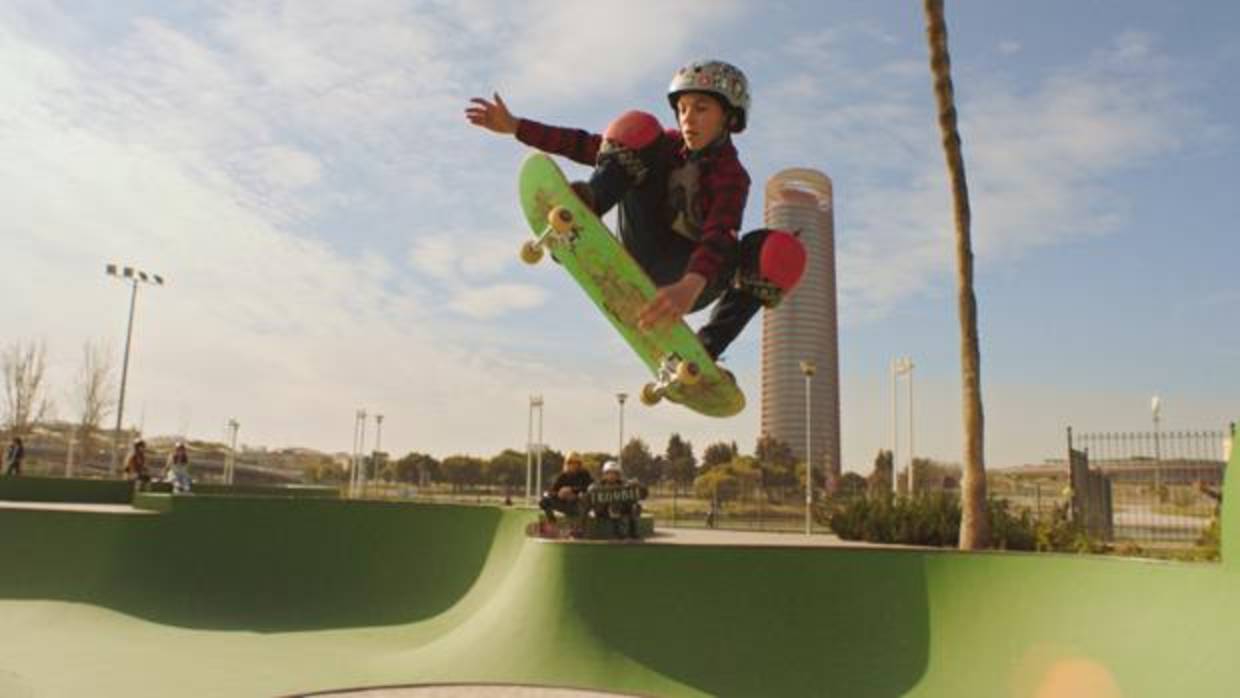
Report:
761,168,841,483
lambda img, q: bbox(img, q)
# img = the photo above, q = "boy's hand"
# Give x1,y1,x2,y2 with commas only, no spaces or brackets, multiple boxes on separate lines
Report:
639,273,707,330
465,93,518,135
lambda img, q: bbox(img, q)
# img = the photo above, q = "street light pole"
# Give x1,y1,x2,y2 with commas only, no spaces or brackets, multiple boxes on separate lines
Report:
535,397,544,498
357,409,368,497
1151,395,1162,493
526,397,535,504
528,396,544,500
617,393,628,470
374,414,384,490
891,359,900,495
225,419,239,484
906,359,916,495
106,264,164,475
892,357,913,495
800,360,816,535
350,411,360,496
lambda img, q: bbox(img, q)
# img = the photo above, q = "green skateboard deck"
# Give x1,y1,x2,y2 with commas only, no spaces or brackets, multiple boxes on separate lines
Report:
517,152,745,418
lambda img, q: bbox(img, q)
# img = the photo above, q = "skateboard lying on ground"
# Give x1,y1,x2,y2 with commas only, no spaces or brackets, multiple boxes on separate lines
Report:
517,152,745,418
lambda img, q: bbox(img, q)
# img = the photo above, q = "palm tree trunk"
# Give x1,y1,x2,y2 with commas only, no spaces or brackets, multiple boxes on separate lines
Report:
924,0,989,549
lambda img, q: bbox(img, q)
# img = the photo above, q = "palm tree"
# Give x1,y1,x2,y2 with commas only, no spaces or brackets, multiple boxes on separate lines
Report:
924,0,989,549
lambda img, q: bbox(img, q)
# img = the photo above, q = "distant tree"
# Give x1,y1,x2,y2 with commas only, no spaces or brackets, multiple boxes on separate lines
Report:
903,457,962,494
73,340,113,431
794,461,828,490
836,472,869,499
305,455,348,484
621,438,658,484
755,433,797,488
2,340,52,434
393,451,440,484
71,340,114,467
486,449,527,487
701,441,738,471
693,455,761,502
441,455,485,491
868,449,894,496
664,433,696,487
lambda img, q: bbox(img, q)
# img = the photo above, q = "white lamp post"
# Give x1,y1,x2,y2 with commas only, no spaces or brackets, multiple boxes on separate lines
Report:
225,418,239,484
617,393,628,469
1151,395,1162,493
800,360,816,535
528,396,544,502
374,414,384,489
892,357,914,494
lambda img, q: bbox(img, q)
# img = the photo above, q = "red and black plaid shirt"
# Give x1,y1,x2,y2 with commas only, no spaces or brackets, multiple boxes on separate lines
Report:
516,118,750,284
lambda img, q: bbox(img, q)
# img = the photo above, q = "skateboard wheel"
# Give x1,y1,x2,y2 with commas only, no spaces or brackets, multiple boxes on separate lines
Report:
640,383,662,406
675,361,701,386
548,206,574,234
520,240,544,264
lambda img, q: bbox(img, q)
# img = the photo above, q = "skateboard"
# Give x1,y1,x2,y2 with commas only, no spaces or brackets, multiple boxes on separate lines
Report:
528,483,648,541
517,152,745,418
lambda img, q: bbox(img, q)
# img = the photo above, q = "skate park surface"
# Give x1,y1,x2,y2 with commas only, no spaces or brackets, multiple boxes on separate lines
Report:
0,441,1237,698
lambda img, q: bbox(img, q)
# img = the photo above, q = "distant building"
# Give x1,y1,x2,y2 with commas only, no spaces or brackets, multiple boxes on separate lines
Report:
760,168,842,483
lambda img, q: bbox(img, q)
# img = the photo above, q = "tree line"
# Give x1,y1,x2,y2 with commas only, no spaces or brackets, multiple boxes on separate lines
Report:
317,433,913,503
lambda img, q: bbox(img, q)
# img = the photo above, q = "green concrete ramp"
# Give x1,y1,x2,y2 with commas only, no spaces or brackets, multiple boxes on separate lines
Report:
1,438,1237,697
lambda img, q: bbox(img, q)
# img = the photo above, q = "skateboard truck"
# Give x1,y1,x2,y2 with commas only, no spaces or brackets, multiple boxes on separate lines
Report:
640,354,701,406
521,206,577,264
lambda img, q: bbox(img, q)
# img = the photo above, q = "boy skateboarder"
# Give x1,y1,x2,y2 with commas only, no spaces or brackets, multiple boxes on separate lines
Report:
467,59,805,363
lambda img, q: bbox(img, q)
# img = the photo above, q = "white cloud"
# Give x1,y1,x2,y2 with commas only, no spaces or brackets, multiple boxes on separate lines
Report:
449,284,547,319
498,1,746,104
762,30,1208,324
998,40,1022,55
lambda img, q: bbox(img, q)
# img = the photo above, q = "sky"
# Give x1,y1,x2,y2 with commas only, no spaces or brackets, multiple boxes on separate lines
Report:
2,1,1236,471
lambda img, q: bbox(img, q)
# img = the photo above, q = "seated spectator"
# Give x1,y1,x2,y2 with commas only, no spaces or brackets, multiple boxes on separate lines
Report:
124,439,151,489
539,451,593,536
587,460,648,539
4,436,23,476
163,441,192,493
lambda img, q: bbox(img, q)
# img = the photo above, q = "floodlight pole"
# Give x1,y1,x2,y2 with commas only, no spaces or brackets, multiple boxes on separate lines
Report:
106,264,164,475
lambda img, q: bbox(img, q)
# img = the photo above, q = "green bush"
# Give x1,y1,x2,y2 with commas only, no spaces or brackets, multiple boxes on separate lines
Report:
1197,516,1221,561
827,492,959,547
828,493,1099,553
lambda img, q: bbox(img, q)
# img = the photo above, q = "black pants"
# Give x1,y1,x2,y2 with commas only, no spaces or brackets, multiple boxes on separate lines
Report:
588,148,767,360
540,494,583,524
593,502,642,538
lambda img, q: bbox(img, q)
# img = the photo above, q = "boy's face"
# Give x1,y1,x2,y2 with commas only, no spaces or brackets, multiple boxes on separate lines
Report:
603,470,621,484
677,92,727,151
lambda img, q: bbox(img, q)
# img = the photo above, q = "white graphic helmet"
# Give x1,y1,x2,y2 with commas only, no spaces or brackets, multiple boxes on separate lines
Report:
602,460,623,476
667,59,751,133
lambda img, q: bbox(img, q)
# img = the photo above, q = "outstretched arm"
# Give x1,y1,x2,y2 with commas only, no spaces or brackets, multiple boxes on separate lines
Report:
464,91,602,166
465,93,519,135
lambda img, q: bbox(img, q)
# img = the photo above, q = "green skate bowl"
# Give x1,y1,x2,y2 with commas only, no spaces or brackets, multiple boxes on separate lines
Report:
1,442,1236,698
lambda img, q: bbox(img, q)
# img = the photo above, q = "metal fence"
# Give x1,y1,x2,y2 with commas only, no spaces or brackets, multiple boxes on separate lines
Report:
1064,426,1231,546
642,484,828,533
